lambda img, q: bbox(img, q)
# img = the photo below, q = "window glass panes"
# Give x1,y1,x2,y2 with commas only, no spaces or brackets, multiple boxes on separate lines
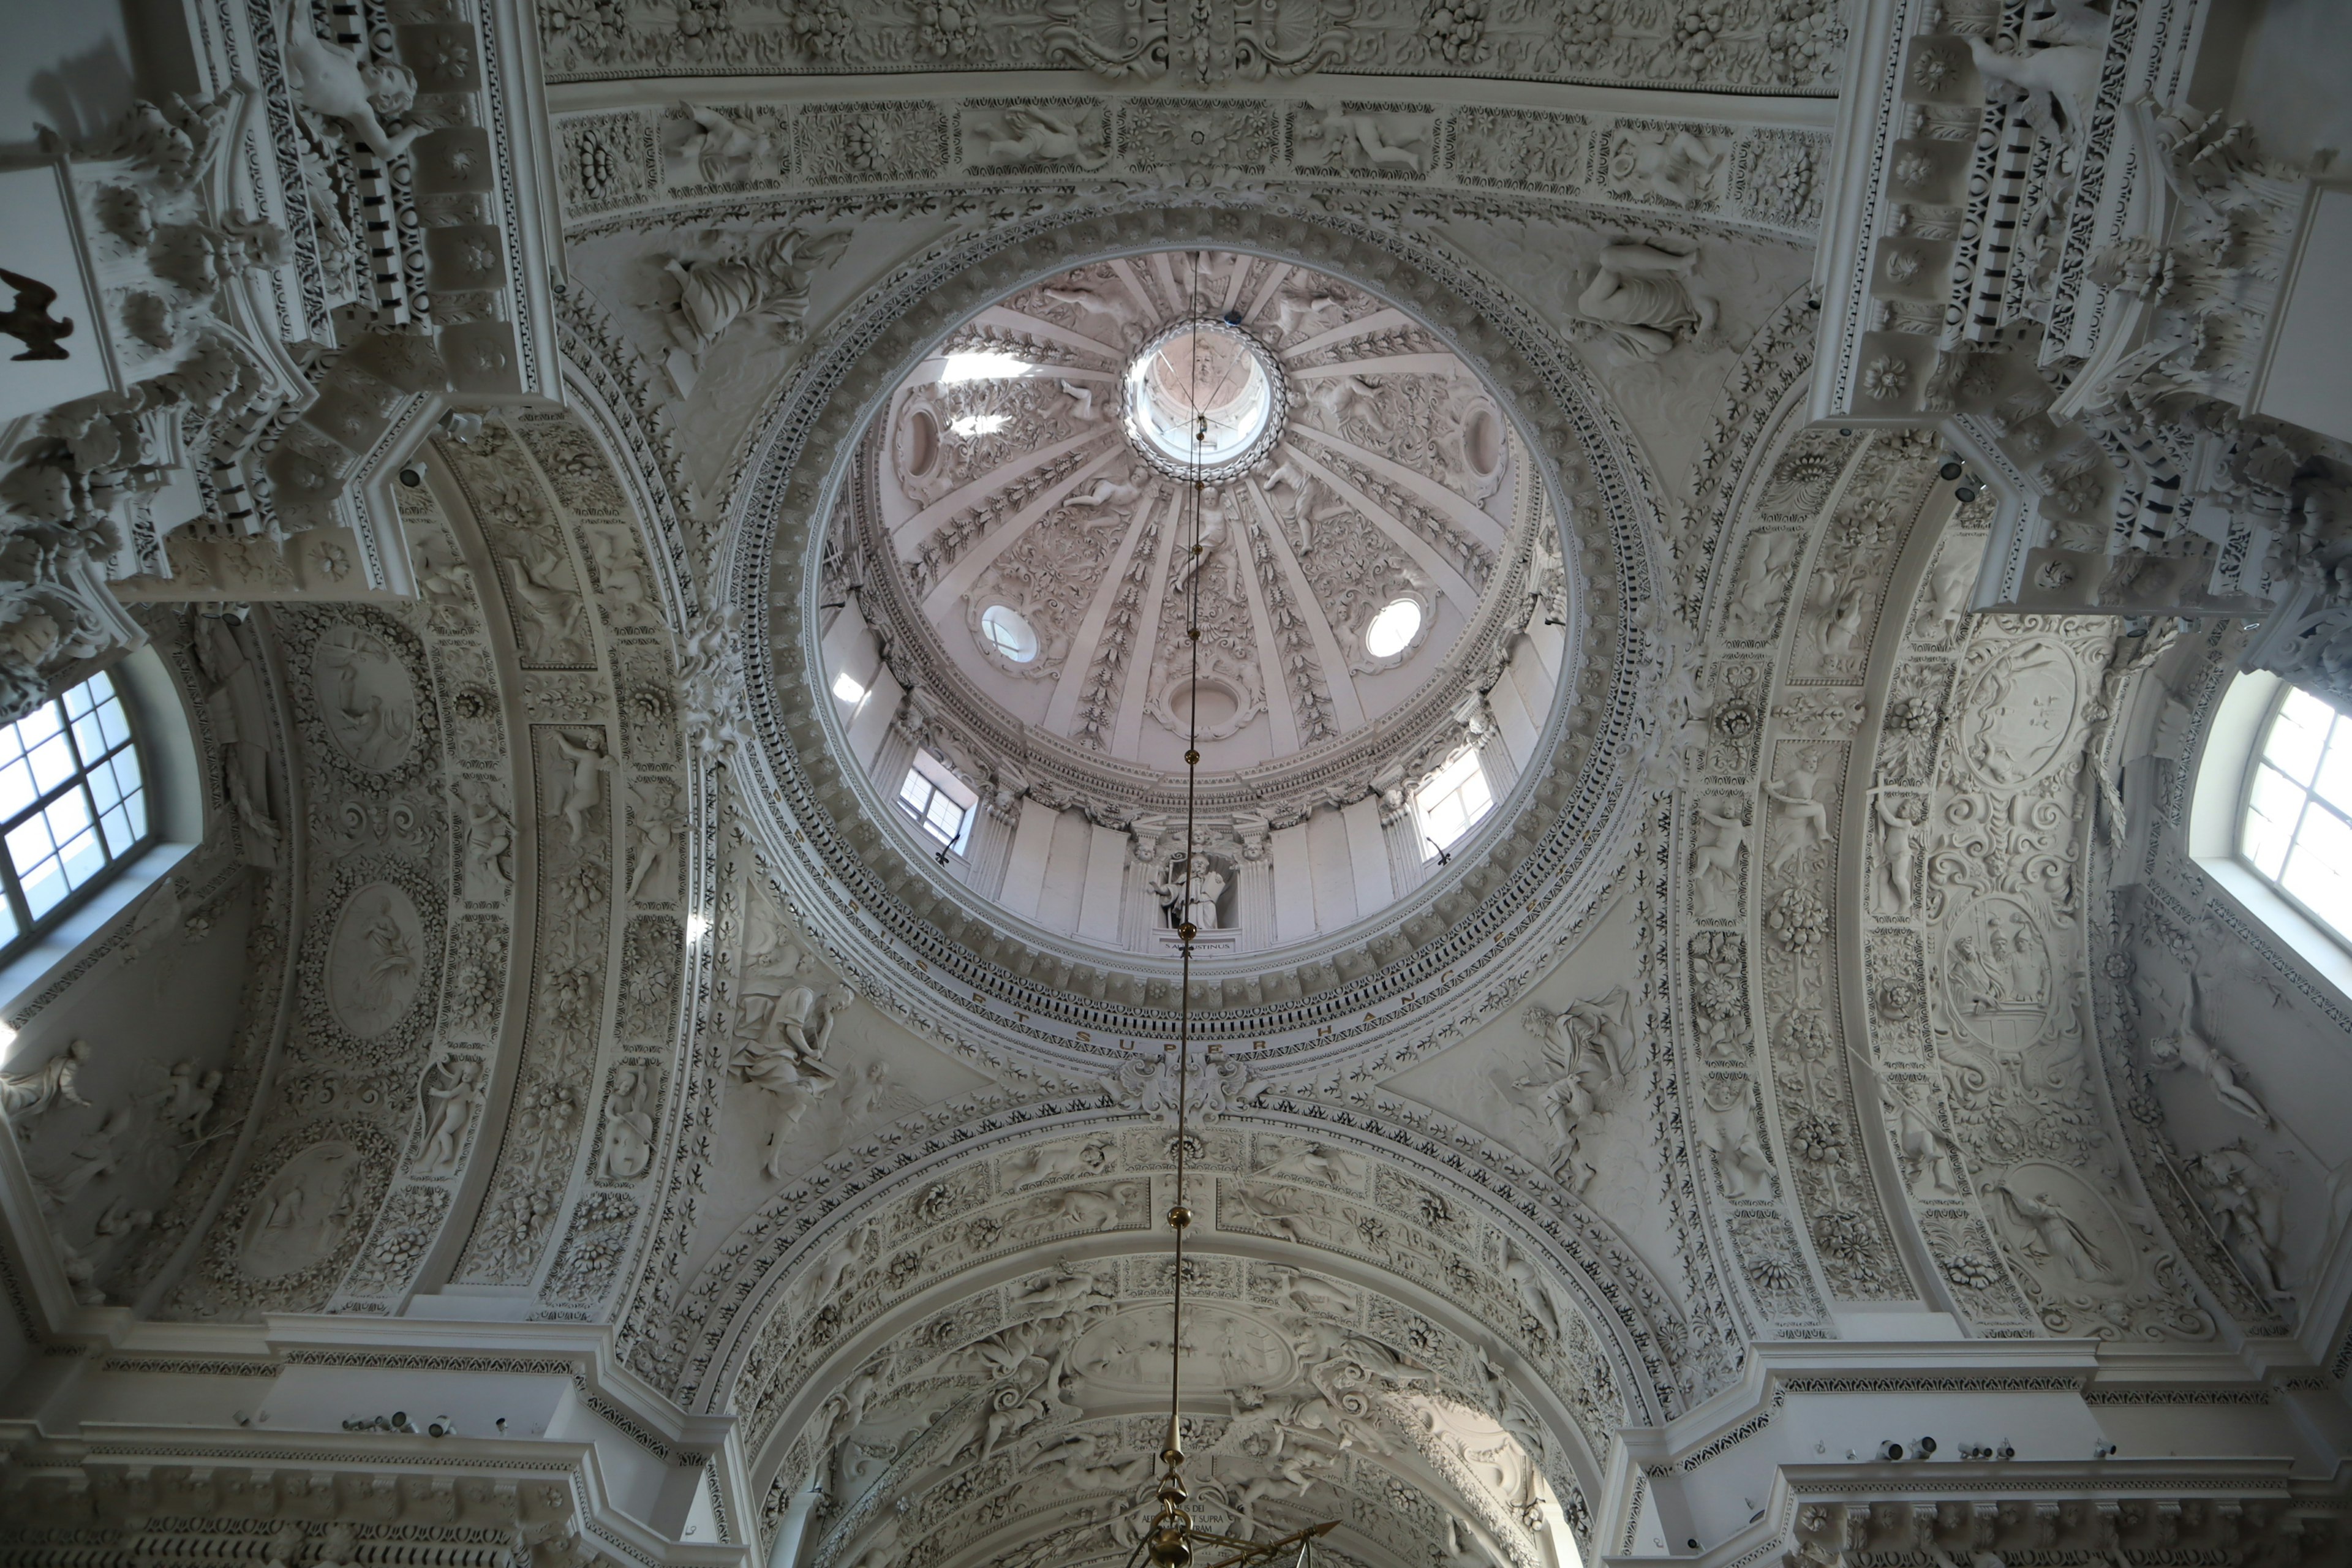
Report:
0,673,149,957
2242,686,2352,945
1416,747,1493,859
898,761,973,854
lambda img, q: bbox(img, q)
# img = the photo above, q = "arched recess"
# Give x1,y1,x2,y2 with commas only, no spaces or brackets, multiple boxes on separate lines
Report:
687,1104,1684,1568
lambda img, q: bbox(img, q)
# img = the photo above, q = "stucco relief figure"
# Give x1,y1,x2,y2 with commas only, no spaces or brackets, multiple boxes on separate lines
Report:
1271,289,1344,345
981,107,1107,169
279,0,423,160
1572,241,1718,361
1765,753,1831,872
1871,793,1920,917
1698,1079,1775,1200
1513,988,1638,1193
1297,100,1427,172
505,538,587,661
1153,851,1226,931
551,730,611,847
1495,1239,1564,1342
414,1055,485,1179
315,625,415,771
1880,1077,1964,1197
450,779,514,902
1260,1140,1365,1188
1037,279,1135,342
587,526,657,629
1,1039,93,1133
598,1066,654,1181
1004,1135,1113,1188
1996,1183,2121,1284
38,1107,127,1208
2187,1139,2290,1296
2147,972,2272,1127
1691,799,1746,918
627,776,681,904
1608,127,1727,206
675,104,776,184
1168,485,1245,604
732,986,854,1179
157,1060,223,1144
1724,532,1800,640
664,227,851,361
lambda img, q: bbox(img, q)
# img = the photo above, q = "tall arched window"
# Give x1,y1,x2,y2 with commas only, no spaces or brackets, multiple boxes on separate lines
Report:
0,672,150,959
2237,682,2352,946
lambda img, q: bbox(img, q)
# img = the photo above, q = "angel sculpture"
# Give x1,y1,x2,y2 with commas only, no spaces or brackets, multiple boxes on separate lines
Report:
663,226,853,368
732,985,854,1179
1512,987,1639,1192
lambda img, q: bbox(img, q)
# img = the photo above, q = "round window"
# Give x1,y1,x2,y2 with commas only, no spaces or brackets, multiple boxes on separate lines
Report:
1363,598,1423,659
1123,320,1283,478
979,604,1038,663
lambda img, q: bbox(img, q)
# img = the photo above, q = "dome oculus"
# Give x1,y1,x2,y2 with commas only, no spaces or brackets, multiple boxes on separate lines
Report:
1123,319,1285,479
979,604,1038,663
1363,598,1423,659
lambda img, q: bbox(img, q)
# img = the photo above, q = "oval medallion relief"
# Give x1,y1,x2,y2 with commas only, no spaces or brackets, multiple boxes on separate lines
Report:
327,882,427,1039
312,623,420,773
1956,638,2079,785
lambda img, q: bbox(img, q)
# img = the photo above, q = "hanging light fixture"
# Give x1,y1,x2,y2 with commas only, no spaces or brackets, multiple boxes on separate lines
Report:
1120,251,1340,1568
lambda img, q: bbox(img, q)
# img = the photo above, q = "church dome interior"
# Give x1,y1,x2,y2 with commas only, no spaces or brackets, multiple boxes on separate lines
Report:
3,4,2352,1568
813,248,1569,963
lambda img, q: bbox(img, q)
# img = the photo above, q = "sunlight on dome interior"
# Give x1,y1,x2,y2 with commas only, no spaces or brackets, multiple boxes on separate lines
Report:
1125,321,1275,469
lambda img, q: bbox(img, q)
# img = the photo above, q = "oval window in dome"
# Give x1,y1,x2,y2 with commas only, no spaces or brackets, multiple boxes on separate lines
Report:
979,604,1039,663
1363,598,1423,660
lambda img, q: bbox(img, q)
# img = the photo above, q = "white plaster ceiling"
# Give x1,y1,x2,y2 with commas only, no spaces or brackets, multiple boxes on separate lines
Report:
854,249,1550,783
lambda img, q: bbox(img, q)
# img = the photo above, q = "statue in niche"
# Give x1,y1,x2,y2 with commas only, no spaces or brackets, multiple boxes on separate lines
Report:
2146,971,2272,1127
732,986,854,1179
1994,1182,2121,1284
2,1039,93,1133
414,1055,485,1179
1571,239,1718,361
1152,850,1227,931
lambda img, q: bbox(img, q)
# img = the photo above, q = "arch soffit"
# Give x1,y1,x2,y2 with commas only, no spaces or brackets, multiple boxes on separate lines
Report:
695,1102,1681,1449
